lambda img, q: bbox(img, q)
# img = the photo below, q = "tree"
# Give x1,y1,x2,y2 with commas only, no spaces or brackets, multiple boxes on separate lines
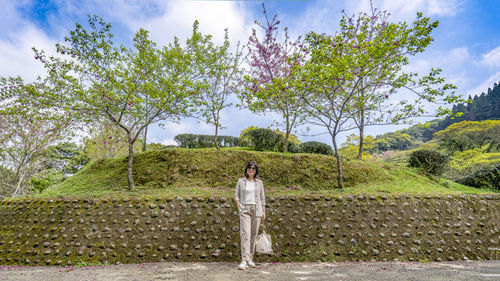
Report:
238,125,300,151
0,166,15,198
37,16,200,190
83,122,143,160
244,128,284,152
40,142,89,176
0,77,75,196
389,132,413,150
434,120,500,152
239,125,260,147
338,5,460,159
294,31,359,188
341,134,375,159
242,4,307,152
29,142,89,193
187,22,244,149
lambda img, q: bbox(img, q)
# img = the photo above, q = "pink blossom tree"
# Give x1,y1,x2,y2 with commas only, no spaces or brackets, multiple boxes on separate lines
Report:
241,4,307,152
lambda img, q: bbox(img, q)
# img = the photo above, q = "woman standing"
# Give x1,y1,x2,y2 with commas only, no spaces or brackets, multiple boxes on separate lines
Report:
234,161,266,270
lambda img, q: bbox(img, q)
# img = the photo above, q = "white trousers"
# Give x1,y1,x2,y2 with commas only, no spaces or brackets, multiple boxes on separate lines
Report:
239,204,261,262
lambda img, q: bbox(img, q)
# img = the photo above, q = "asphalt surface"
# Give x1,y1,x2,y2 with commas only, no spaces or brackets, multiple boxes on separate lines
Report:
0,261,499,281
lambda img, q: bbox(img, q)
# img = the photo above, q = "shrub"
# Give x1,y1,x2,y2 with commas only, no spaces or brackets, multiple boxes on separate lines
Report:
287,142,302,153
30,178,51,194
239,126,301,152
244,128,284,151
275,137,302,153
300,141,333,155
457,163,500,190
238,126,259,147
408,149,449,176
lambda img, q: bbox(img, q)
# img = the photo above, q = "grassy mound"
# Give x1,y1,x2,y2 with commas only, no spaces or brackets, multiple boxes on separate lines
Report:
37,148,494,198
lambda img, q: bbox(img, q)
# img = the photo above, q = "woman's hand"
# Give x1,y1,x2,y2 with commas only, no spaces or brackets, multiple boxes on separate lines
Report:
262,206,266,220
236,201,244,213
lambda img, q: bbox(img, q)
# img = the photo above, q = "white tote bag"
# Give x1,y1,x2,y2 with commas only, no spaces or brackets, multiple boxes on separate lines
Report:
255,226,273,254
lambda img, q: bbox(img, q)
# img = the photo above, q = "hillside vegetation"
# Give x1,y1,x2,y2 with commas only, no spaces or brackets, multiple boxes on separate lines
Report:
36,148,492,199
365,82,500,153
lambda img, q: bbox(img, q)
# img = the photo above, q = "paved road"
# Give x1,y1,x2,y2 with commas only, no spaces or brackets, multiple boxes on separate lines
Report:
0,261,499,281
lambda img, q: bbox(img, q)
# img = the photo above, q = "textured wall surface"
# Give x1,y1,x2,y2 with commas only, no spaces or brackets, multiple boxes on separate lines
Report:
0,195,499,266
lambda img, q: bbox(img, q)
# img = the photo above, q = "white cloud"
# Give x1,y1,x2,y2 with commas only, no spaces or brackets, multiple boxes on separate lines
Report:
346,0,461,19
125,1,253,47
0,0,24,38
39,0,254,47
0,24,57,82
449,46,470,62
466,72,500,97
287,0,462,40
0,0,56,81
481,45,500,66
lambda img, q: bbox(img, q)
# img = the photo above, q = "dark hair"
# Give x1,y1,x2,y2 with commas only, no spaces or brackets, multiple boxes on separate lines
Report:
244,161,259,179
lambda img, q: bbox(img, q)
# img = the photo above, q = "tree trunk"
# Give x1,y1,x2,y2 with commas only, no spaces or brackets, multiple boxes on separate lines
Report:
331,135,343,188
357,84,365,160
12,169,26,197
283,117,290,153
142,125,148,152
357,110,365,160
214,124,220,149
127,138,136,191
284,133,289,153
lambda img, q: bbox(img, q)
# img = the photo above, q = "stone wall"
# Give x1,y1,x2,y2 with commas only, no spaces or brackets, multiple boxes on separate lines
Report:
0,194,499,266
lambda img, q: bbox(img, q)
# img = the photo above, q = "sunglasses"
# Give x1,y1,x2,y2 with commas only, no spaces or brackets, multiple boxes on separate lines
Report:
247,167,256,170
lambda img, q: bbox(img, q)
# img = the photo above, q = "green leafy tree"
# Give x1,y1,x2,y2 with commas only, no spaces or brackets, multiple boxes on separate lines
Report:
84,122,143,160
0,77,75,197
434,120,500,152
239,126,259,147
294,31,358,188
41,142,89,175
244,128,284,152
187,22,244,149
28,142,88,194
338,6,461,159
373,131,414,152
37,16,200,190
341,134,375,159
238,126,300,151
0,166,15,198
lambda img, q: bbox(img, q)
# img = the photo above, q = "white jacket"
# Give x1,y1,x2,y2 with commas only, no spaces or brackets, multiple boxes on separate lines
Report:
234,177,266,217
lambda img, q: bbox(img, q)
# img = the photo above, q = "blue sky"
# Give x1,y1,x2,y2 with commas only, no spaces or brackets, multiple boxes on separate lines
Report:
1,0,500,146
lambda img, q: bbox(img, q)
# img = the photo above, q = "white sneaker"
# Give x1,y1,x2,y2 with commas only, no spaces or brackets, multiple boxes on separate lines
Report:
238,261,248,270
247,260,256,268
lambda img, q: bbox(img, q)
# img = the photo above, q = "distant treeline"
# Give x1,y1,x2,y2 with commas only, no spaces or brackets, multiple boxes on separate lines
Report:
374,81,500,151
174,134,240,148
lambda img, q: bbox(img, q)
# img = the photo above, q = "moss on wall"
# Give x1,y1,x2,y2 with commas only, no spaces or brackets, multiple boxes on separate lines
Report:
0,195,499,266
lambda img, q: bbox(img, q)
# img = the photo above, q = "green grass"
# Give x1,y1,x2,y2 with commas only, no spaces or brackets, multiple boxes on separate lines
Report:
34,147,496,199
